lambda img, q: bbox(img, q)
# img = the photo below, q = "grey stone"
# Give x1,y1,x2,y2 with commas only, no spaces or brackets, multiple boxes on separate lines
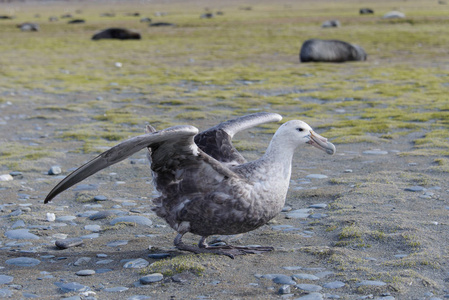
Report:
11,220,26,229
54,282,90,293
55,215,77,222
89,210,119,220
148,253,171,259
94,195,108,201
295,283,322,292
0,288,13,297
74,257,91,266
5,229,39,240
306,174,328,179
123,258,149,269
127,296,152,300
286,209,311,219
293,273,320,281
76,269,95,276
323,281,345,289
96,259,114,265
278,285,291,294
104,286,129,292
80,233,100,239
55,238,83,249
356,280,386,287
140,273,164,284
0,275,13,284
48,166,62,175
309,203,327,209
294,292,324,300
84,225,101,232
272,274,296,285
363,150,388,155
110,216,152,226
107,240,128,247
405,186,426,192
5,257,40,267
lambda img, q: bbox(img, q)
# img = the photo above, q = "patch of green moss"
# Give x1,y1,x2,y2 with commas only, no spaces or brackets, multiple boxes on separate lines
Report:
143,254,209,276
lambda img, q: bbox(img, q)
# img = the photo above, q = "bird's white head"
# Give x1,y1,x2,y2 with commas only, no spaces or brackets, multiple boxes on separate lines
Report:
273,120,336,155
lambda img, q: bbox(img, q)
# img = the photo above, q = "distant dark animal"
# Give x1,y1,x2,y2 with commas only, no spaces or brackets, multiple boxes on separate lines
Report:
126,12,140,17
92,28,141,40
0,16,14,20
17,22,39,32
68,19,85,24
149,22,175,27
200,13,214,19
359,8,374,14
49,16,58,22
216,11,224,16
140,17,152,23
321,20,340,28
300,39,367,63
61,14,73,19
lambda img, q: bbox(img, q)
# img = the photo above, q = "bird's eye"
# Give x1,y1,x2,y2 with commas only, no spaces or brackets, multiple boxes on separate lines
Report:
297,128,304,132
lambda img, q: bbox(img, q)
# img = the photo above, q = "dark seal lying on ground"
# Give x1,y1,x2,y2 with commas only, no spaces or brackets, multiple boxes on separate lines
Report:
359,8,374,14
300,39,367,63
17,22,39,31
92,28,141,40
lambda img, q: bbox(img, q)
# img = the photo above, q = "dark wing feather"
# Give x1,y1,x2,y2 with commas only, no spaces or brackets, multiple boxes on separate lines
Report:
45,125,199,203
194,112,282,164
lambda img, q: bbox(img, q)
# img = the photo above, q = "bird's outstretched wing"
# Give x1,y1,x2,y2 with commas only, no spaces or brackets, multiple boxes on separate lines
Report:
45,125,211,203
194,112,282,165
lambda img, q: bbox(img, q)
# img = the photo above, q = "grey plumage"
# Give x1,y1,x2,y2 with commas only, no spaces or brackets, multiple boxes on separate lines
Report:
45,112,335,258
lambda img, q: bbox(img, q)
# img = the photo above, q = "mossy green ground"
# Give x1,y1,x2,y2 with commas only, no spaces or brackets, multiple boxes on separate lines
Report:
1,0,449,299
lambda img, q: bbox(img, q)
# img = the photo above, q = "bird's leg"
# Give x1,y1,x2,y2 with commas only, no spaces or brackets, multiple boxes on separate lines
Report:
174,233,240,258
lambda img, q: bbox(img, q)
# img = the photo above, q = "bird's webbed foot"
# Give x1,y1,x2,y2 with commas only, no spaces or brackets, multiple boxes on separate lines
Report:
173,234,273,259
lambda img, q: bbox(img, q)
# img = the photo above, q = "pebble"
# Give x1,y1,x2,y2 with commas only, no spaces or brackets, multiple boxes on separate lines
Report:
363,150,388,155
104,286,129,292
278,285,291,294
89,210,118,220
54,282,90,293
11,220,25,229
107,240,128,247
148,253,171,259
55,238,83,249
309,213,327,219
96,259,114,265
46,213,56,222
0,274,14,284
0,288,13,297
306,174,328,179
405,186,426,192
139,273,164,284
323,281,346,289
74,257,91,266
5,229,39,240
85,225,101,232
293,273,320,281
309,203,327,209
295,292,324,300
296,283,322,292
355,280,386,287
0,174,13,181
286,209,311,219
55,215,77,222
76,269,95,276
5,257,40,267
9,171,23,177
110,216,153,226
94,195,108,201
48,166,62,175
272,274,296,285
128,296,152,300
123,258,149,269
80,233,100,239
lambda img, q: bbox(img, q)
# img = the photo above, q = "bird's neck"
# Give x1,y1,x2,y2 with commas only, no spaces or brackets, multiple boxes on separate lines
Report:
260,138,296,181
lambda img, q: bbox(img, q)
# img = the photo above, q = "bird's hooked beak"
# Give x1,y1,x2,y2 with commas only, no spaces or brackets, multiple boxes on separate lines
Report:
307,130,336,155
